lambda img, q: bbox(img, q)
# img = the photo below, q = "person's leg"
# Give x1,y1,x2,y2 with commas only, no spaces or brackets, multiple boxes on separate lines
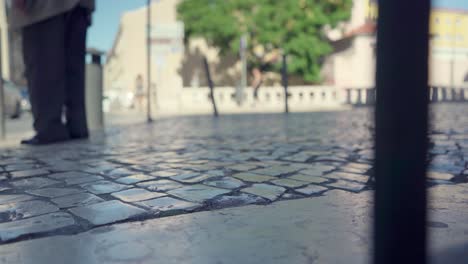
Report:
22,15,69,143
64,7,89,138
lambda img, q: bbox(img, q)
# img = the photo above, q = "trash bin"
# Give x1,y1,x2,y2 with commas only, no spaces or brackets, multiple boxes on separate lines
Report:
85,49,105,131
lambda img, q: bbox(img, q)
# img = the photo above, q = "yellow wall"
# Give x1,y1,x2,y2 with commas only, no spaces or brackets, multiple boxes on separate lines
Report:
430,10,468,49
365,1,468,49
365,0,378,21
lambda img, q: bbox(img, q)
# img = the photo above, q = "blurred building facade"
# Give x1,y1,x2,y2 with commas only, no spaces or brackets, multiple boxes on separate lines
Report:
326,0,468,88
104,0,243,113
0,3,25,85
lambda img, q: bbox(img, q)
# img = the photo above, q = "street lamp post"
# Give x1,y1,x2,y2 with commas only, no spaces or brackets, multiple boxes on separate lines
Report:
146,0,153,123
0,28,5,140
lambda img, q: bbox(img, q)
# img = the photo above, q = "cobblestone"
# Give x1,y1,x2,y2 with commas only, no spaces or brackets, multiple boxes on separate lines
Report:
204,177,246,189
111,188,166,202
116,174,155,184
242,184,286,201
168,185,231,203
81,181,130,195
11,178,60,190
69,200,146,226
0,195,35,205
0,104,465,243
288,174,329,184
9,169,49,179
137,197,201,214
26,187,84,198
0,200,58,222
232,173,276,183
51,193,105,209
0,212,76,242
137,179,183,192
295,185,329,196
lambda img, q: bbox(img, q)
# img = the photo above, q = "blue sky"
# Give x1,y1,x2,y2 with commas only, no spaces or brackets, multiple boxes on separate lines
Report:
87,0,468,53
433,0,468,10
87,0,146,52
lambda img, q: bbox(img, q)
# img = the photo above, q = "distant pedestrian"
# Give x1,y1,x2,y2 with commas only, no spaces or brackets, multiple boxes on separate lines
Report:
250,51,280,100
134,74,145,112
8,0,95,145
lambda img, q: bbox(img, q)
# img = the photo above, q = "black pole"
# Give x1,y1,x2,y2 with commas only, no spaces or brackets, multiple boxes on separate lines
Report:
373,0,430,263
146,0,153,123
282,54,289,113
203,57,218,117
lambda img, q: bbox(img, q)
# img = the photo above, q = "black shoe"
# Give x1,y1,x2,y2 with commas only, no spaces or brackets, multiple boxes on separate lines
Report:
70,133,89,140
20,136,43,145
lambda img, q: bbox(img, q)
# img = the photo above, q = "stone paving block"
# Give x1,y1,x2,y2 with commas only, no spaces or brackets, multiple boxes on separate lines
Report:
271,178,309,188
0,187,11,192
137,197,201,214
51,193,105,209
189,165,219,172
242,184,286,201
339,166,369,174
47,161,85,172
0,158,35,166
105,168,136,178
170,173,216,184
0,200,59,222
48,171,94,180
326,180,366,193
168,185,231,203
65,175,104,185
11,177,60,190
344,162,372,170
232,173,276,183
428,171,454,181
208,193,267,208
111,188,166,202
299,165,336,176
26,187,84,198
206,170,225,177
288,174,329,184
150,171,179,178
295,185,329,196
313,156,348,163
137,180,183,192
0,194,35,206
251,165,299,177
69,200,146,226
9,169,50,179
81,181,130,195
5,164,39,172
282,150,329,162
0,212,76,242
204,177,246,189
126,164,155,172
227,164,259,172
116,174,155,184
323,172,369,183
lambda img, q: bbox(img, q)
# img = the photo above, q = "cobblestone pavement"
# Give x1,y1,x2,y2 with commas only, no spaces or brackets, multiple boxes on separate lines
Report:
0,104,466,243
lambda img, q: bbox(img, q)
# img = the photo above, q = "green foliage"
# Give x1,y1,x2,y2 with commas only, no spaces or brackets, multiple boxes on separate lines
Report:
177,0,352,83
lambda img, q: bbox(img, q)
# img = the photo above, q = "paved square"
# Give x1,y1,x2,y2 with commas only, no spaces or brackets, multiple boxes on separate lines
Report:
0,105,465,244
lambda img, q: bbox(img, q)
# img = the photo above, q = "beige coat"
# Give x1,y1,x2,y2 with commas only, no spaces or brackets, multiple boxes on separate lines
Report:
7,0,95,29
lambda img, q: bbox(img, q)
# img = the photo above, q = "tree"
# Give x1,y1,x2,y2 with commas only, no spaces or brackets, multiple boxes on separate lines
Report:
177,0,352,83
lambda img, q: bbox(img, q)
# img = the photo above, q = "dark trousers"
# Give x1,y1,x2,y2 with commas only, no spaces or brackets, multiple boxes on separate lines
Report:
22,7,89,141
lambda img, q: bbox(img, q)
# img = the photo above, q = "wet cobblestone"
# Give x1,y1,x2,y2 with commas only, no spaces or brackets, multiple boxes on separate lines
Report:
0,104,466,243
